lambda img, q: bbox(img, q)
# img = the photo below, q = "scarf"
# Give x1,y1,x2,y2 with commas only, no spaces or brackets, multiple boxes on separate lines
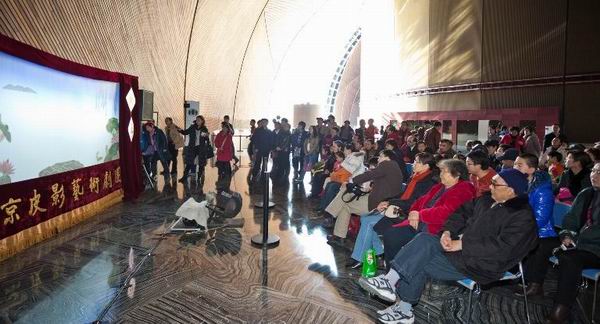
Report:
400,169,432,200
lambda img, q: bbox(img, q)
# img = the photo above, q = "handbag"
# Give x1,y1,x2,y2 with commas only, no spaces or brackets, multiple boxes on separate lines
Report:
384,205,406,220
204,144,215,159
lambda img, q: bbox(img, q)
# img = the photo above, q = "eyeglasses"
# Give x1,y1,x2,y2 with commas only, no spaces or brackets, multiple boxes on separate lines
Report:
490,180,509,188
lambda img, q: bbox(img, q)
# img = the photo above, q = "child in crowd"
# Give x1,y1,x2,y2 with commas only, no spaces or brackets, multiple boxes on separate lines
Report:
547,151,564,184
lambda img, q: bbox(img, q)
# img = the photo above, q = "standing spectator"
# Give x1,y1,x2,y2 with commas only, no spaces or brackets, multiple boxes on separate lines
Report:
305,126,321,172
316,117,328,140
327,114,338,129
544,163,600,323
416,126,426,142
365,118,378,141
223,115,239,166
141,122,170,178
291,121,309,182
214,122,234,181
424,121,442,153
164,117,184,174
247,119,256,163
513,153,557,300
397,121,410,147
250,119,274,182
543,124,568,151
339,120,355,143
437,139,456,160
555,151,592,199
500,126,524,152
272,122,291,180
522,126,542,157
177,115,210,183
355,119,367,141
466,150,496,197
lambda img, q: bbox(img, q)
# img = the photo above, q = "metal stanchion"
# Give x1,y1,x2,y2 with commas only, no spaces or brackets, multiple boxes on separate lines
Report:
251,156,280,247
254,155,275,208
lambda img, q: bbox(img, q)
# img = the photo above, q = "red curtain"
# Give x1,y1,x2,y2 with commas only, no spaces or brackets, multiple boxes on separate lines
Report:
0,33,143,201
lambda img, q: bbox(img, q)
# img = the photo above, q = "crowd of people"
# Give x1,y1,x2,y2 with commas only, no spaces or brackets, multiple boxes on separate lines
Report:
145,113,599,324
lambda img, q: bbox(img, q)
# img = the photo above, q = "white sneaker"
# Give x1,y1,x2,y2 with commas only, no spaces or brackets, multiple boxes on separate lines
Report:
377,309,414,324
377,301,402,316
358,275,396,302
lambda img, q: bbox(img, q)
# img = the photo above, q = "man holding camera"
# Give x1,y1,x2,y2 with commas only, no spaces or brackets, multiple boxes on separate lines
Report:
325,149,403,246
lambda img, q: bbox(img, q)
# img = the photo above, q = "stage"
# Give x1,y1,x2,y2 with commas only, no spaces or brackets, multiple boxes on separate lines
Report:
0,159,596,323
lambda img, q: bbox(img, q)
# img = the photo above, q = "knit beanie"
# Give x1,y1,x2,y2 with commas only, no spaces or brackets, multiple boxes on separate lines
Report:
498,168,529,196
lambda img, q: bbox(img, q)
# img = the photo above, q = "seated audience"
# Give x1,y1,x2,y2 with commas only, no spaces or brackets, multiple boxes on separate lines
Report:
586,147,600,165
385,139,409,180
540,137,568,168
522,126,542,157
359,168,537,324
378,159,475,267
424,121,442,153
325,150,404,245
497,148,519,170
466,150,497,197
500,126,524,152
319,144,365,212
544,162,600,323
309,141,342,198
555,151,592,199
437,139,456,160
512,154,558,298
547,151,565,184
400,135,418,163
363,139,379,163
416,141,428,154
347,153,440,268
484,139,500,170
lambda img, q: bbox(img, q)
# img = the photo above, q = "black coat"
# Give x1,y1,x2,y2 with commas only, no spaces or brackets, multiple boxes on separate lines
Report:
178,124,210,149
443,193,538,285
251,127,275,155
388,171,438,213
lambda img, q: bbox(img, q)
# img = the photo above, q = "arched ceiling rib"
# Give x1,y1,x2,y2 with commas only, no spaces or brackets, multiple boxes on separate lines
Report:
0,0,365,131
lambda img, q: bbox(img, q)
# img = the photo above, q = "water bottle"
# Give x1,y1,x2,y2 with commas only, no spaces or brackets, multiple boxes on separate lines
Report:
361,248,377,278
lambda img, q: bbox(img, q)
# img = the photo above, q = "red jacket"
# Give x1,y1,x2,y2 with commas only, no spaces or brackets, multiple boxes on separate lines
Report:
500,134,524,152
393,180,476,235
214,131,233,162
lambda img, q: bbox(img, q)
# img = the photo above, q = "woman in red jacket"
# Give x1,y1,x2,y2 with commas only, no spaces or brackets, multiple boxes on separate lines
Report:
214,122,234,180
381,159,476,267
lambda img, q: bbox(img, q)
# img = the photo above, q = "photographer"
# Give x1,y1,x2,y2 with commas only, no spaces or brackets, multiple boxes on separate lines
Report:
325,150,403,246
177,115,211,183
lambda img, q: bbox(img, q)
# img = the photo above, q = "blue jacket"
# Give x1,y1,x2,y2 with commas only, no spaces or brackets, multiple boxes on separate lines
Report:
141,128,170,161
528,171,557,238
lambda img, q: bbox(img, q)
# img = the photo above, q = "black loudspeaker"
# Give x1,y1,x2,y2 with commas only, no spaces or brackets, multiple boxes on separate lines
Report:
139,89,154,121
213,190,243,218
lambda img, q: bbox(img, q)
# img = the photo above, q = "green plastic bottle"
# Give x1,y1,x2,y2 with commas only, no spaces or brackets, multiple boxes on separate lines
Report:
361,248,377,278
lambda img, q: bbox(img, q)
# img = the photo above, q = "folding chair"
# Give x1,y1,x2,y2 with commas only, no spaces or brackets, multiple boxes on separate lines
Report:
456,261,530,324
552,202,571,230
550,256,600,323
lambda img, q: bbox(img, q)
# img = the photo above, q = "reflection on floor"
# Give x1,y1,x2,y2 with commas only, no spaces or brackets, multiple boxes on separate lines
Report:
0,160,597,323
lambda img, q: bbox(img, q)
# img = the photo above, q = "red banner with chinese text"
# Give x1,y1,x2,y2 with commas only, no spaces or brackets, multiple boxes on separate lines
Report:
0,160,121,240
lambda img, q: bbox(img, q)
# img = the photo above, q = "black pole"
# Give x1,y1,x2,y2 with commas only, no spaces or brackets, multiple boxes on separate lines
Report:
251,155,280,247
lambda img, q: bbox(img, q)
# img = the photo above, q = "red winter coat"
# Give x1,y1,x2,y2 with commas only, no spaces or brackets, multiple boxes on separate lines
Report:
393,180,476,235
214,131,233,162
500,134,524,152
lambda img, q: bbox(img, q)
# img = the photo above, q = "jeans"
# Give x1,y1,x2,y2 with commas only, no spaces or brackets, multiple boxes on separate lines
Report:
390,233,466,304
383,223,427,267
167,142,178,173
292,153,305,179
524,237,559,284
310,173,328,196
351,213,384,261
319,182,341,210
182,146,206,178
555,249,600,306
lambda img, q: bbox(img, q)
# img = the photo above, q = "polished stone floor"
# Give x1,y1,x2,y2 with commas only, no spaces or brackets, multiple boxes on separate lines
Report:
0,157,598,324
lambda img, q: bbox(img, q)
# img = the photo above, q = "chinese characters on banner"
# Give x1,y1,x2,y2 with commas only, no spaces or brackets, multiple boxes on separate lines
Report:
0,160,122,240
